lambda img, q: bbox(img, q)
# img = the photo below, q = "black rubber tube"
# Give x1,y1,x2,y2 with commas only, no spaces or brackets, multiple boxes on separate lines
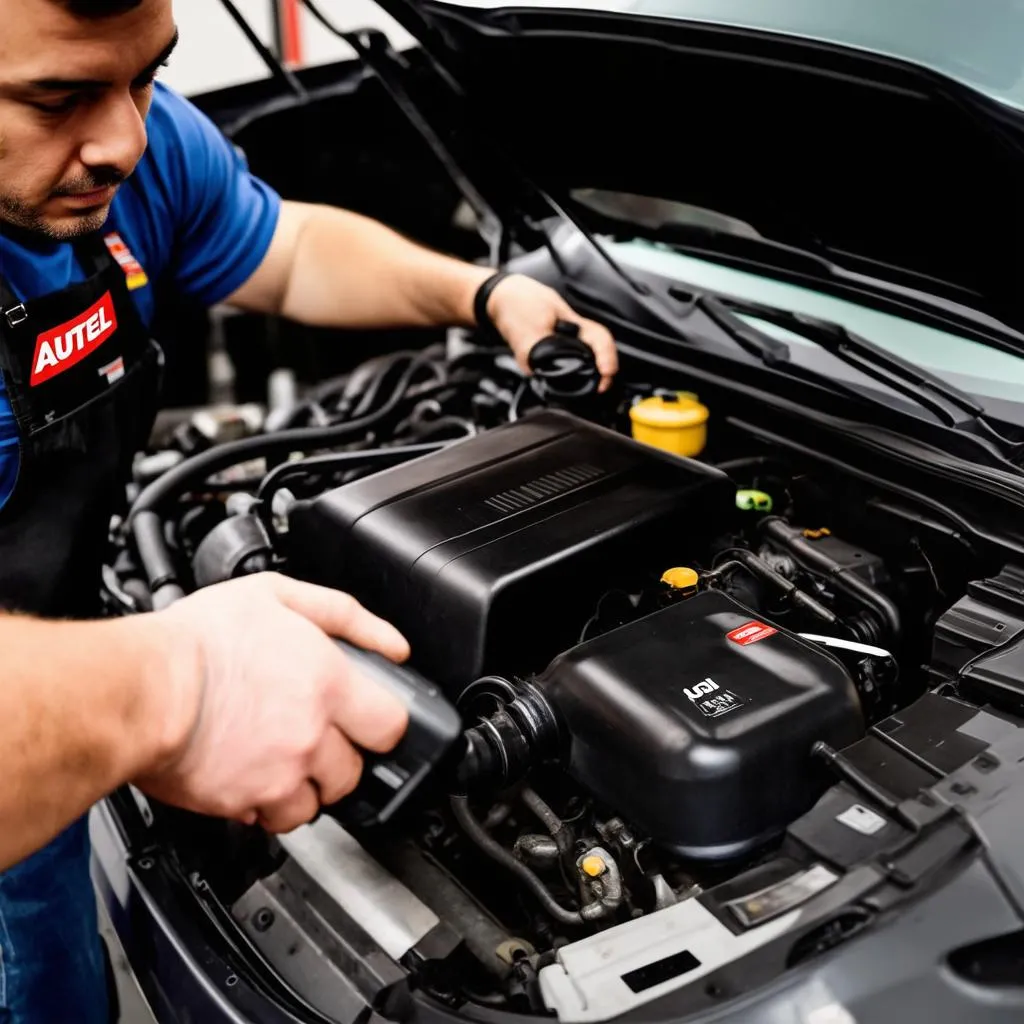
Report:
255,442,452,535
760,518,902,641
128,351,441,525
450,796,588,928
705,552,841,628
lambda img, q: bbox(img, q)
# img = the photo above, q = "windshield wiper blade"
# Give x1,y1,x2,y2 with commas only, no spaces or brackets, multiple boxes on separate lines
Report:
699,294,966,426
719,294,985,415
698,293,1024,459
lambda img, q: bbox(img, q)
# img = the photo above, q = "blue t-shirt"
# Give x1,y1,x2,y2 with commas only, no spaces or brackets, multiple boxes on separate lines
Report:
0,82,282,509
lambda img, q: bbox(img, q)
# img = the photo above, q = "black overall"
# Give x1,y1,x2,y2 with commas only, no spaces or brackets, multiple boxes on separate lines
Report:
0,232,161,1022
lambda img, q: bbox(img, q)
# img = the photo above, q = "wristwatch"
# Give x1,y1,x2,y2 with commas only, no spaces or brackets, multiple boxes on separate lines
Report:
472,270,512,337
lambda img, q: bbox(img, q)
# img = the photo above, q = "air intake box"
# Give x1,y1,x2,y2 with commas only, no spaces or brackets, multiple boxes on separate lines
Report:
537,590,864,859
287,410,735,692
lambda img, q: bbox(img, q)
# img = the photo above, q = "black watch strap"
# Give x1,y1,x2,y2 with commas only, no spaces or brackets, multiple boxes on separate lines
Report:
473,270,512,335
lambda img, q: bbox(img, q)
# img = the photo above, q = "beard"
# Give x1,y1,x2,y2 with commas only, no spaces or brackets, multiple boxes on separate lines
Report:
0,168,126,242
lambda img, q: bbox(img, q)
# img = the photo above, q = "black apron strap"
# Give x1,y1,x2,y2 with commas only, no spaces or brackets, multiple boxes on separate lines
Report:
0,277,25,330
0,232,116,329
73,232,117,276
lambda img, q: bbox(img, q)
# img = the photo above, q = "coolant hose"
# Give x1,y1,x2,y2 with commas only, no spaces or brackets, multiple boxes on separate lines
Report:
450,796,607,927
131,510,185,608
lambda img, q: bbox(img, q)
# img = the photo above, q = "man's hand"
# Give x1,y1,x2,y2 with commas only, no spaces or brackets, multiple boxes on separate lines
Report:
134,573,411,834
483,273,619,393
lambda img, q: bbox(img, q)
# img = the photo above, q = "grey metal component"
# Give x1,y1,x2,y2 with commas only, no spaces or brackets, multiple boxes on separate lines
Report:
649,874,679,910
376,840,522,978
723,864,839,929
515,834,561,866
538,898,800,1021
276,816,440,961
232,859,412,1023
191,513,272,588
576,846,625,919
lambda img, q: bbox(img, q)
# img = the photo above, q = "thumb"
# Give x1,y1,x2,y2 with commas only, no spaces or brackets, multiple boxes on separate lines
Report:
265,573,411,663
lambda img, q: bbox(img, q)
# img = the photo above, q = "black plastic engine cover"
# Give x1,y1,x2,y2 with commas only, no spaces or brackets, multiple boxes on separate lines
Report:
536,590,865,860
286,410,735,692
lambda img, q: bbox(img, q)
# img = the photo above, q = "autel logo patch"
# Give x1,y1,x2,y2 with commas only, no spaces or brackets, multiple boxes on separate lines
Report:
30,291,117,387
727,621,777,646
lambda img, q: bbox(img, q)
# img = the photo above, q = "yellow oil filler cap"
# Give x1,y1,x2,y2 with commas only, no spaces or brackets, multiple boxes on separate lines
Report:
661,566,699,591
630,392,709,457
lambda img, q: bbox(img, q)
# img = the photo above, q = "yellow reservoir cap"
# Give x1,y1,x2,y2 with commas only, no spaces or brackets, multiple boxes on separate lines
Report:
661,566,699,590
581,856,606,877
630,392,709,457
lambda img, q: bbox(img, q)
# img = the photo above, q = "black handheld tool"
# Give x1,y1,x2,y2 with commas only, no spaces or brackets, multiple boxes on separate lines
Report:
326,640,464,830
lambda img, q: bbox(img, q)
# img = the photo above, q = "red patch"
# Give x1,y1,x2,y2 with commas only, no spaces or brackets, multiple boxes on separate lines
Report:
727,621,778,646
104,232,148,290
30,291,117,387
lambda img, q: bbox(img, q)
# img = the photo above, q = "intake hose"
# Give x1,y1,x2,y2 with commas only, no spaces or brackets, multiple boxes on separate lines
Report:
759,518,902,643
452,679,562,796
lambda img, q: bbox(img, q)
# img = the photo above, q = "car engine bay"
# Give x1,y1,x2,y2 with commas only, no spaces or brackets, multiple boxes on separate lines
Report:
102,315,1024,1022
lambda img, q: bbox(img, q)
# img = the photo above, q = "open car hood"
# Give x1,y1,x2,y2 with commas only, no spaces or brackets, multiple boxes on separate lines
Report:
367,0,1024,338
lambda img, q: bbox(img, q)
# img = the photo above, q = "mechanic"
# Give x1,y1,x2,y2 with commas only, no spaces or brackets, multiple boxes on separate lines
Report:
0,0,617,1020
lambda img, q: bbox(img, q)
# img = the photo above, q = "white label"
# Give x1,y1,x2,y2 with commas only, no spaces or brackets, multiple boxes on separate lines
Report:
683,677,745,719
836,804,887,836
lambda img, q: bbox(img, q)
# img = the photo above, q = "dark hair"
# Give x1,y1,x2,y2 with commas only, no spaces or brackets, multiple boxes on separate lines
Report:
55,0,145,15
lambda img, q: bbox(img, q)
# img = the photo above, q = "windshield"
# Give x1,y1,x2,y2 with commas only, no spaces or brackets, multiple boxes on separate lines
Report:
438,0,1024,112
603,236,1024,408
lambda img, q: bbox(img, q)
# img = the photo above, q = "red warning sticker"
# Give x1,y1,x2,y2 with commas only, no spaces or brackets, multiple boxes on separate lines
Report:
727,621,778,646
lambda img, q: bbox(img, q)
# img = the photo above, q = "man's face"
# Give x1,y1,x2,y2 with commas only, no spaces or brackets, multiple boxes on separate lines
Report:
0,0,177,241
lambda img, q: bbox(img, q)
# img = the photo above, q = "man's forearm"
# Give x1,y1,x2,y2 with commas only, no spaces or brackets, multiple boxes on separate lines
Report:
0,612,177,870
232,200,492,330
225,198,620,388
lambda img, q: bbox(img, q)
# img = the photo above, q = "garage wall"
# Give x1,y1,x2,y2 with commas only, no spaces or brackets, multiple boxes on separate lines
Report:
164,0,414,96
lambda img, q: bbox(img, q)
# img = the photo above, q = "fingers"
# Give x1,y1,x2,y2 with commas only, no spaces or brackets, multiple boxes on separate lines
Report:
308,726,364,805
330,660,410,754
252,728,365,832
267,575,411,663
238,729,367,833
575,316,619,393
256,780,321,834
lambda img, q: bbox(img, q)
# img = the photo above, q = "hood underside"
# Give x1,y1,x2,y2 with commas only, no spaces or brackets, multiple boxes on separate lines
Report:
375,1,1024,337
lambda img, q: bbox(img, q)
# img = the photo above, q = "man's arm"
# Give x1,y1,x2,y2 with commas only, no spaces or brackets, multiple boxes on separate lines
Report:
0,611,176,869
0,574,410,872
227,201,489,330
225,200,619,388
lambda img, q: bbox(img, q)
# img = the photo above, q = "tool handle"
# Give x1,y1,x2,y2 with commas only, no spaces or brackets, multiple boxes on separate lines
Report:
327,639,463,829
